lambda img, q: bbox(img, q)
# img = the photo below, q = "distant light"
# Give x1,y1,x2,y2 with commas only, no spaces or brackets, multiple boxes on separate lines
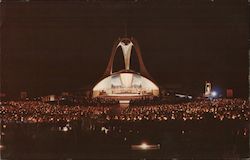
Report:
119,100,130,104
0,145,4,150
101,126,108,134
131,143,160,150
175,94,186,98
140,143,149,150
211,91,217,97
62,127,68,132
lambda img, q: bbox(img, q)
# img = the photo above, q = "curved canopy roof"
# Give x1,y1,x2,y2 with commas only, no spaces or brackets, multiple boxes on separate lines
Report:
93,72,159,97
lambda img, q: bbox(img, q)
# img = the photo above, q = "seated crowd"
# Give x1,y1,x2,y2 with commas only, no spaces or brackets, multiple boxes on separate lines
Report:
0,98,249,123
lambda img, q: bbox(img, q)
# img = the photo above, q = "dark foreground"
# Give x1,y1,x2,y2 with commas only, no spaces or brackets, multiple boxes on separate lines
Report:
1,119,249,160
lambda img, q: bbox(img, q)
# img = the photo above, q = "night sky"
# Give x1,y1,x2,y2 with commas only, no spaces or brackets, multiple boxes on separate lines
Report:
1,0,249,98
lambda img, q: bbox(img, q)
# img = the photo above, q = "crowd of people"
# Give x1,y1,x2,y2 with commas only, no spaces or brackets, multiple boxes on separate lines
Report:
0,101,109,123
83,97,119,106
0,98,249,124
130,96,191,105
119,98,249,121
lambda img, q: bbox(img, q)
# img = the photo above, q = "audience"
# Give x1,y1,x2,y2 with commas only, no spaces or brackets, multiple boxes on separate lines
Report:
0,98,249,123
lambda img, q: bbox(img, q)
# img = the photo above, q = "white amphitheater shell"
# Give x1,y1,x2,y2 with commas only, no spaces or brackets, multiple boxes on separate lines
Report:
93,71,159,98
92,37,159,99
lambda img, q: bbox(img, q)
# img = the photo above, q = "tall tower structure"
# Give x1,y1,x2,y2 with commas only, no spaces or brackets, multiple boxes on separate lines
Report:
103,37,153,80
92,37,159,100
204,81,212,97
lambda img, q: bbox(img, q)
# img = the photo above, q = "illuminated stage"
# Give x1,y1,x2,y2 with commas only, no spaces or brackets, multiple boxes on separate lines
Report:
92,37,159,100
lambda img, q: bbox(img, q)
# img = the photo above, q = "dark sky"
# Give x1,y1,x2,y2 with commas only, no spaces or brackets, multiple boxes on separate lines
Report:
1,0,249,98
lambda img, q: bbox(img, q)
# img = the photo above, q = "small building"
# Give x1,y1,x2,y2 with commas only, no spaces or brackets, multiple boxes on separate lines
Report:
204,82,212,98
226,89,233,98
